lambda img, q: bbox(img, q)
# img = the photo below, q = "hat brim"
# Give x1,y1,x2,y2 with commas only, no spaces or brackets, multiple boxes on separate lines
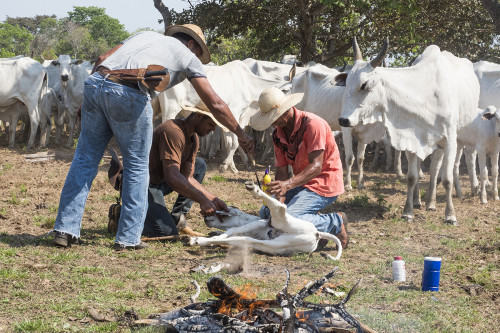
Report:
250,93,304,131
165,26,211,64
181,105,228,131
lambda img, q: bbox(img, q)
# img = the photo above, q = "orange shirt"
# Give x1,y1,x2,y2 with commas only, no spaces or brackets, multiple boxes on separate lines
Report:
274,108,344,197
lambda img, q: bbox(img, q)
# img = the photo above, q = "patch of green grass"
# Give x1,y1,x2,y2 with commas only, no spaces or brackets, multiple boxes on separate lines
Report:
13,319,52,332
210,174,227,182
72,138,78,149
48,251,82,264
3,163,13,171
0,267,29,280
100,194,119,202
33,215,56,229
19,184,27,194
8,191,20,205
347,194,371,207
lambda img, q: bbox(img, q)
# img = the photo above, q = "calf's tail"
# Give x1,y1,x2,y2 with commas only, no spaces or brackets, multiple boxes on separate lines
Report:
318,232,342,260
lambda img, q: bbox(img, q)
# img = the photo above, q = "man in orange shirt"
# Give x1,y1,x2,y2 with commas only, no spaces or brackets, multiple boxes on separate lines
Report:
250,87,349,250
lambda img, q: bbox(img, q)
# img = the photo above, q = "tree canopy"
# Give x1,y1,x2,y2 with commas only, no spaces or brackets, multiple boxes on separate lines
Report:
2,6,130,61
172,0,499,65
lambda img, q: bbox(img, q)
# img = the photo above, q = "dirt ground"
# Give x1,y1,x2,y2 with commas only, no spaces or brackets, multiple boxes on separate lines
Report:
0,132,499,332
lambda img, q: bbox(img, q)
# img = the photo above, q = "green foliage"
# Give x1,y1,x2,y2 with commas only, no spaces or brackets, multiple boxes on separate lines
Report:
210,174,227,182
0,22,33,57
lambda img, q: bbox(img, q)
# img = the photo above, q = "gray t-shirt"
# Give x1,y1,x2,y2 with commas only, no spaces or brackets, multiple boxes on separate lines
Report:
101,31,206,90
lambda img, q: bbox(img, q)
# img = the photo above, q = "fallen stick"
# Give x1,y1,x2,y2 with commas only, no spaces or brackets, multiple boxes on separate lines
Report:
141,235,190,242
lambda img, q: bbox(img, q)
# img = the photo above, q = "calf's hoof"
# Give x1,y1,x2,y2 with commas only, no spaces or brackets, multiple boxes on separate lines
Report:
413,203,421,209
245,181,256,191
426,205,436,211
344,185,352,191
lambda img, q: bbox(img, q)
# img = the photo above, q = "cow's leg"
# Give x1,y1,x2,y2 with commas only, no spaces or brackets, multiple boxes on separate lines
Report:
442,138,458,224
369,141,381,171
26,108,40,149
209,127,222,161
491,152,499,201
244,181,287,222
453,145,464,199
477,148,488,204
394,149,403,177
54,104,65,144
383,136,393,172
464,146,478,196
65,112,76,148
356,141,367,189
402,151,418,222
220,132,239,174
426,149,444,211
7,114,19,148
342,127,354,191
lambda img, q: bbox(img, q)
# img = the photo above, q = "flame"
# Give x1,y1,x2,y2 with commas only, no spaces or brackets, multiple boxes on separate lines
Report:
216,283,269,320
295,311,309,322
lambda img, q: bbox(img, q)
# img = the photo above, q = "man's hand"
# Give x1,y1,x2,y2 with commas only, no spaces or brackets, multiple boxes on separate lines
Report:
238,132,255,156
199,198,217,216
266,179,291,198
212,197,228,212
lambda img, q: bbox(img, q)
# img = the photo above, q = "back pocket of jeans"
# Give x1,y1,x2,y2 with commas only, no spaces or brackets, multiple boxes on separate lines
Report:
104,89,147,122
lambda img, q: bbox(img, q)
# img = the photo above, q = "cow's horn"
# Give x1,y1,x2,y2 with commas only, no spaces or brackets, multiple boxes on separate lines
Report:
370,37,389,68
353,36,363,61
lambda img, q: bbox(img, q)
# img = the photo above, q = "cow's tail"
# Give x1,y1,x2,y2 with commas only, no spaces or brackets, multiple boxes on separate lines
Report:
318,232,342,260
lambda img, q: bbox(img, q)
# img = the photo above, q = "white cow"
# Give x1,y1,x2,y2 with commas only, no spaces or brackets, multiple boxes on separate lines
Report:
45,55,92,146
157,60,284,173
0,56,49,148
291,64,392,190
242,58,308,82
336,38,480,224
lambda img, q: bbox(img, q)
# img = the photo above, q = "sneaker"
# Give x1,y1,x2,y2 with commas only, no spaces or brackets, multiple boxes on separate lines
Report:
53,231,77,247
336,212,350,250
113,241,149,251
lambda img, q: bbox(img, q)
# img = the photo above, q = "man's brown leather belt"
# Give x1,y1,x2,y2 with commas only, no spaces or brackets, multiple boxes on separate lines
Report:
97,67,140,90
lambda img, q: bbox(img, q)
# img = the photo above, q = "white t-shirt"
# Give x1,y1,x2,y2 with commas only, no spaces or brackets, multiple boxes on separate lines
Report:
101,31,207,90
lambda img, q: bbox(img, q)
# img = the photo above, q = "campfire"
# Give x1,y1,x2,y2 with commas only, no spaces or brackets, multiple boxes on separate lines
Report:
140,267,377,332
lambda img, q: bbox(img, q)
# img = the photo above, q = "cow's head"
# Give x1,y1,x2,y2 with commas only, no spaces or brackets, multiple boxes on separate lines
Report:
53,55,72,86
336,37,389,128
482,105,500,137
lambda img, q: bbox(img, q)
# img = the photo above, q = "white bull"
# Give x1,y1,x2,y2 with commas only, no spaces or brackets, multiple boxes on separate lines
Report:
336,38,480,225
0,56,49,148
474,60,500,108
157,60,284,173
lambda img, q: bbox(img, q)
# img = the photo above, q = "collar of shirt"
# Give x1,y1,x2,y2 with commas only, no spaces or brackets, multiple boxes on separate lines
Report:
275,107,305,144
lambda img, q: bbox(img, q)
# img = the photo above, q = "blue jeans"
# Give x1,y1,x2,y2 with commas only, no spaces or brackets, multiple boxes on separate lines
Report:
143,157,207,237
54,73,152,246
259,186,343,234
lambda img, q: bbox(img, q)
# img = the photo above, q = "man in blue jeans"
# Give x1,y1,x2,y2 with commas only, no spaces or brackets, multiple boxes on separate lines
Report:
143,104,229,237
53,24,253,250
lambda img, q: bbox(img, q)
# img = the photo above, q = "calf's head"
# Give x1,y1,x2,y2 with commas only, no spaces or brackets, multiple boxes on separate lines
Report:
482,105,500,137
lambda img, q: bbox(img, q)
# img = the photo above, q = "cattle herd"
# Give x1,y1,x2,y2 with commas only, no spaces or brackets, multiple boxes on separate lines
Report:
1,38,499,226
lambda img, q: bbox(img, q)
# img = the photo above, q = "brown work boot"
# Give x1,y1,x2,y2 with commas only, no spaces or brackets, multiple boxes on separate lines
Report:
53,231,78,248
335,212,350,250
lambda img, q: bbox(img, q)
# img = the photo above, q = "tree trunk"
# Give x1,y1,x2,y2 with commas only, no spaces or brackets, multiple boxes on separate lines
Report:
481,0,500,34
153,0,172,33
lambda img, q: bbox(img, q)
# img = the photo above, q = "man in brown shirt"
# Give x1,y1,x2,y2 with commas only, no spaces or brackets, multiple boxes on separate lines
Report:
143,105,229,237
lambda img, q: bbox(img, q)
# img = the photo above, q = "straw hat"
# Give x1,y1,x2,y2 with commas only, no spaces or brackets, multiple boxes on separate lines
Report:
165,24,211,64
250,87,304,131
181,101,228,131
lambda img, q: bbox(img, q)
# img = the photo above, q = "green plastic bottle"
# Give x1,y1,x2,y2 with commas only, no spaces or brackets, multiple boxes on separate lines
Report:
262,166,271,205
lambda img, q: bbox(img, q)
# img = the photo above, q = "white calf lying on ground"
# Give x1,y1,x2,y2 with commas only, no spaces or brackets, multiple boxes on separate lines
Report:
190,181,342,260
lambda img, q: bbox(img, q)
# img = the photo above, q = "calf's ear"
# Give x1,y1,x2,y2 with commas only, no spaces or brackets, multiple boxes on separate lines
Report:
482,106,498,120
334,73,347,86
